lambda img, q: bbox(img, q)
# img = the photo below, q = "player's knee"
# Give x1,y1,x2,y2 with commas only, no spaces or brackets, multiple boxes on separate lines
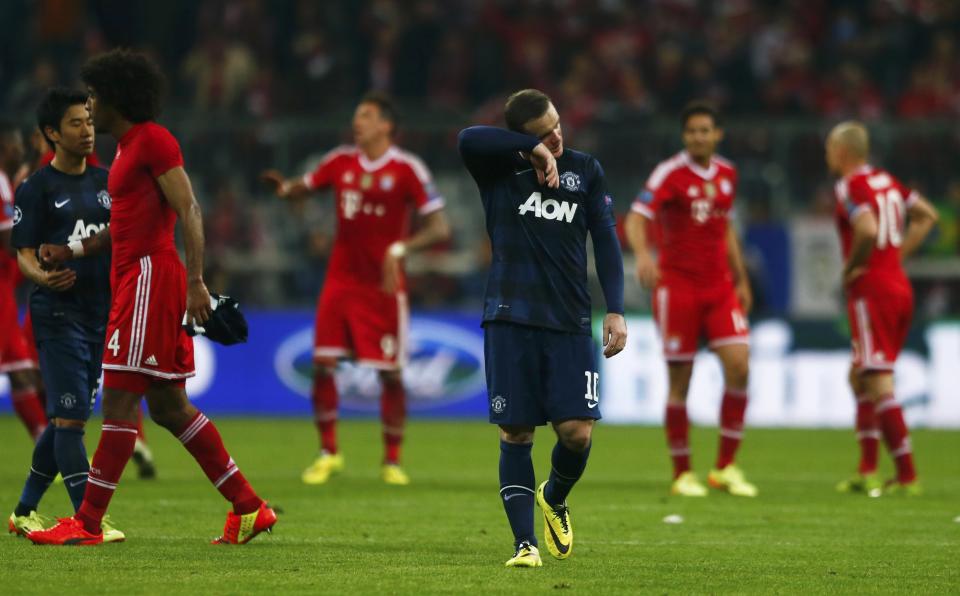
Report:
724,358,749,390
500,426,535,444
557,423,592,452
8,370,34,391
379,369,403,389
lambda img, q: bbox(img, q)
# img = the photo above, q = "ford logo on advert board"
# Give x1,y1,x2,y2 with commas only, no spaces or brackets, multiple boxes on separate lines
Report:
274,316,486,412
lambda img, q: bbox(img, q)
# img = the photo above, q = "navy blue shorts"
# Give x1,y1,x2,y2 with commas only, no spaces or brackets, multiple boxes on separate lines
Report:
37,337,103,421
484,321,601,427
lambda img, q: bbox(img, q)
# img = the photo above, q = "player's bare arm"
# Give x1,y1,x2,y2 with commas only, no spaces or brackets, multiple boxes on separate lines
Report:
624,211,660,289
382,208,451,294
261,169,311,199
157,165,213,324
900,196,939,260
38,227,111,269
725,226,753,313
17,247,76,291
843,210,879,286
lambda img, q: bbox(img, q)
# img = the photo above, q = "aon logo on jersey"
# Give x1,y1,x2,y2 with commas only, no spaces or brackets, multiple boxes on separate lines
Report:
518,192,578,223
68,219,108,242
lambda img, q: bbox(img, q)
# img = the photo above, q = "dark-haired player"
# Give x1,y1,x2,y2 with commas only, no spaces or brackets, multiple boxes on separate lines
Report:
8,88,123,541
29,49,275,546
262,92,450,486
458,89,626,567
827,121,938,496
0,121,47,441
625,102,757,498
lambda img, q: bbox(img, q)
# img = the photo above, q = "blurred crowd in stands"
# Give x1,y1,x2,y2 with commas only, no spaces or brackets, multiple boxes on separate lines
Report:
2,0,958,311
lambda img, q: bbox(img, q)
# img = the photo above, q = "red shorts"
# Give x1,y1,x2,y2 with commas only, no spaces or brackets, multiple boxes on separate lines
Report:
22,309,38,364
102,253,195,391
652,281,749,362
847,286,913,372
0,292,35,373
314,281,408,370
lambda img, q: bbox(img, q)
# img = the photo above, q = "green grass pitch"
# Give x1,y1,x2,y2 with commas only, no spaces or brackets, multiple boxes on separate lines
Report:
1,416,957,594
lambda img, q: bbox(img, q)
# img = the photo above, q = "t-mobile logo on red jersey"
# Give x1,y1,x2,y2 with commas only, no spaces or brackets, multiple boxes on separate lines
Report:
518,192,578,223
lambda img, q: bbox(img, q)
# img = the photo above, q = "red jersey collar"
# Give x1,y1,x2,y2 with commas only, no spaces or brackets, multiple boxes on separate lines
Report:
681,151,719,180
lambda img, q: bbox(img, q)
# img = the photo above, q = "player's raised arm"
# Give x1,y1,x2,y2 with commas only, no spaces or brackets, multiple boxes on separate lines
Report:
457,126,558,188
843,208,879,286
900,194,939,260
156,165,212,324
725,226,753,314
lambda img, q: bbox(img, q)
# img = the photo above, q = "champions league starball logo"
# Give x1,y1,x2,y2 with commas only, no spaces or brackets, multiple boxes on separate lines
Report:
12,206,22,225
98,190,112,210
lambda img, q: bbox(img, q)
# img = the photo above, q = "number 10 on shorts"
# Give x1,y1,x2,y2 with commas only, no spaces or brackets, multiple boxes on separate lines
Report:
584,371,599,409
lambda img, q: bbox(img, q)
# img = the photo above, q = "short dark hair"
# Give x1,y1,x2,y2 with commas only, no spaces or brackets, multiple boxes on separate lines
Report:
681,100,721,127
504,89,552,133
80,49,165,123
360,91,399,134
36,87,90,150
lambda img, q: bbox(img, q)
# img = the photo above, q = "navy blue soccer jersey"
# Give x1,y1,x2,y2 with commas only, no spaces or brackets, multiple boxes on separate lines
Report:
458,126,624,335
12,164,111,342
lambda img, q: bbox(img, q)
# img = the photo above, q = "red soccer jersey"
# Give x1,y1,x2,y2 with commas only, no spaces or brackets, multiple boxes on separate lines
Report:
631,151,738,287
107,122,184,275
0,171,17,289
303,145,444,289
834,164,917,293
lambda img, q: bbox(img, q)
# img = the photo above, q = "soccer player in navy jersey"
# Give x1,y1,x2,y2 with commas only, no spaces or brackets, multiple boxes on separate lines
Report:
458,89,627,568
7,88,123,541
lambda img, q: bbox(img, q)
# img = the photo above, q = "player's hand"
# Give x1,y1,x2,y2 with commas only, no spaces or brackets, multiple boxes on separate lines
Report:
843,265,865,287
260,169,288,197
186,278,213,325
39,243,72,270
634,252,660,289
602,313,627,358
529,143,559,189
736,279,753,314
42,267,77,292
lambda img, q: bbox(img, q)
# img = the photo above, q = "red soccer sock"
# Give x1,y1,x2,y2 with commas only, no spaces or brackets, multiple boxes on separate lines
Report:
12,389,48,441
855,394,880,475
665,403,690,479
311,374,339,455
76,419,139,534
716,389,748,470
177,411,262,515
876,394,916,484
381,380,406,465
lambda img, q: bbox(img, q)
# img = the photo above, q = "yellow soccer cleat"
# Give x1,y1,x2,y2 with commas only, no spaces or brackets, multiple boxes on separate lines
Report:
884,480,923,497
671,471,708,497
708,465,758,497
836,472,883,497
301,452,345,485
381,464,410,486
535,481,573,559
101,515,126,543
8,511,53,537
505,541,542,568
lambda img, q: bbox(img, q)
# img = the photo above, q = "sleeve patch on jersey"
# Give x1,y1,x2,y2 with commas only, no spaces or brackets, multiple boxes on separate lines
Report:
12,205,22,225
637,190,654,204
604,194,613,206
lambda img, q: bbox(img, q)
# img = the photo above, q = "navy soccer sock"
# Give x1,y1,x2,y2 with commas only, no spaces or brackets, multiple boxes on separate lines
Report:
499,440,537,547
54,426,90,511
544,440,591,507
15,424,57,516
